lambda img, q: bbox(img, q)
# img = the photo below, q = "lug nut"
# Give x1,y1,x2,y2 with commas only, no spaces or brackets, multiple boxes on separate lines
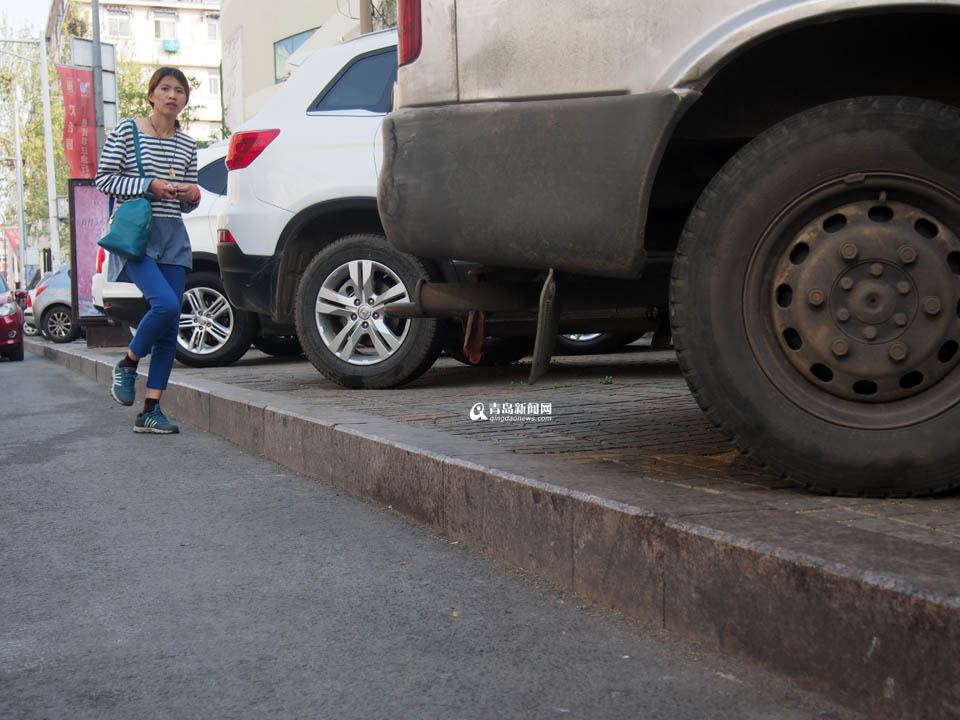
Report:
354,298,361,306
889,342,909,362
863,326,878,340
840,243,859,261
351,313,357,320
840,277,854,291
808,288,826,307
869,263,884,277
897,246,917,265
893,313,908,327
923,296,942,316
362,321,369,328
897,281,911,295
368,298,374,305
836,308,851,322
831,339,849,358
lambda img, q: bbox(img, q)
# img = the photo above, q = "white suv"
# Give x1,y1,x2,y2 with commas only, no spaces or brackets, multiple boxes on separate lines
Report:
218,29,470,388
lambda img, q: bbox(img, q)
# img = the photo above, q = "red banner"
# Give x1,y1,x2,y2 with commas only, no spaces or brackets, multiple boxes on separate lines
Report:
57,65,97,178
2,228,21,269
2,227,19,254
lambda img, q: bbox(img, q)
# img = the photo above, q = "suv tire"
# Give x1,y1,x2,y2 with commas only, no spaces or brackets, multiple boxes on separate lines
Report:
672,96,960,496
295,233,444,388
176,271,256,367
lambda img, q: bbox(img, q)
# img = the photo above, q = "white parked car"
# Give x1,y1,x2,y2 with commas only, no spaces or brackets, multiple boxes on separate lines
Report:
217,29,563,388
217,30,439,388
92,143,302,366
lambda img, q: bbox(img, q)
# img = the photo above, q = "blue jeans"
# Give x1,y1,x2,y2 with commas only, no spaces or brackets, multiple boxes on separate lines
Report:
122,258,186,391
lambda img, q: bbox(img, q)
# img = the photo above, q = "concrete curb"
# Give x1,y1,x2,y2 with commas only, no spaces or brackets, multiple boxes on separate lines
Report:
29,339,960,720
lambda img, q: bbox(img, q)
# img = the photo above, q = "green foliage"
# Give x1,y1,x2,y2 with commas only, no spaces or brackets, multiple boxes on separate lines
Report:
373,0,397,29
599,376,614,385
0,16,71,254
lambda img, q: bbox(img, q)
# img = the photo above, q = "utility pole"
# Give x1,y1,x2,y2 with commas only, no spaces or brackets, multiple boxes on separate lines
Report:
12,89,27,287
360,0,373,34
0,38,63,270
91,0,105,156
38,37,62,269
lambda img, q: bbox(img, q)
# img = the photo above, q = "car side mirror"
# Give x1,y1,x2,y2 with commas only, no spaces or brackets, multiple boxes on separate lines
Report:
14,290,27,300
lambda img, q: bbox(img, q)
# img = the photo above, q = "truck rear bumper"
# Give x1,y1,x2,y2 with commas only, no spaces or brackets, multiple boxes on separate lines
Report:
378,90,693,279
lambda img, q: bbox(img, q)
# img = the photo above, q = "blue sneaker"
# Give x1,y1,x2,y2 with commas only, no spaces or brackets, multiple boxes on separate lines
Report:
111,362,136,406
134,406,180,434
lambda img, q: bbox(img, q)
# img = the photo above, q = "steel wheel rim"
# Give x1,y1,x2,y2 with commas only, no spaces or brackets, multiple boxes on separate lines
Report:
314,258,410,366
745,173,960,429
179,286,235,355
48,311,71,338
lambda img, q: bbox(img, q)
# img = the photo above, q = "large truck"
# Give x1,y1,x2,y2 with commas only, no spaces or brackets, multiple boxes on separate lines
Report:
377,0,960,496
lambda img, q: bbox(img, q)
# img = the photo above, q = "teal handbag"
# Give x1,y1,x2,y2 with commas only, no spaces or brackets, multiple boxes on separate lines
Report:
98,121,152,261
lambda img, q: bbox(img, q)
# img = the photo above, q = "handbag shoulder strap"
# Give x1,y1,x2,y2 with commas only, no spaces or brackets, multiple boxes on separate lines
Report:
129,119,146,178
108,119,147,218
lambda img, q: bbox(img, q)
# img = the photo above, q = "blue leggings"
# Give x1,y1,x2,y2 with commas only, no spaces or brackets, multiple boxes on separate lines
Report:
122,258,186,391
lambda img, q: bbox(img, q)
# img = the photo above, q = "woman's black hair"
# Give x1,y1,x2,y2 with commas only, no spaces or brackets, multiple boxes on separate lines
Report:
147,67,190,129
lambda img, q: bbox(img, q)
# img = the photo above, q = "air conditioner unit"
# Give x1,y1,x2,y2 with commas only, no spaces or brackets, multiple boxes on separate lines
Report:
163,39,180,52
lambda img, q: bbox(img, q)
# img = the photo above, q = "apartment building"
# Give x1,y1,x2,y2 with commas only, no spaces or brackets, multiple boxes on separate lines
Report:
45,0,224,141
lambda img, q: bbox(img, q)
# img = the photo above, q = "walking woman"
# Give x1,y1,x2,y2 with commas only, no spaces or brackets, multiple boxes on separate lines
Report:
96,67,200,434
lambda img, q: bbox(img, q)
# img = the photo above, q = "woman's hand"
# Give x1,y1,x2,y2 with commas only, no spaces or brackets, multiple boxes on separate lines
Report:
175,183,200,204
148,178,181,200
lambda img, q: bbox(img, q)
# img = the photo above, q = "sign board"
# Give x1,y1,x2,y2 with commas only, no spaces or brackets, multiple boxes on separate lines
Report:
68,179,109,322
69,36,117,129
69,37,116,73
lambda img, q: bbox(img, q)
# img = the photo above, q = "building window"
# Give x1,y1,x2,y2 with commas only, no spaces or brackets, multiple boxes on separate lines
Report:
206,15,219,41
154,12,178,40
105,10,132,38
208,70,220,96
274,27,319,83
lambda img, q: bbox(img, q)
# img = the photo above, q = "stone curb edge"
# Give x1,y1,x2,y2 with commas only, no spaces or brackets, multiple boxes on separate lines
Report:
29,340,959,720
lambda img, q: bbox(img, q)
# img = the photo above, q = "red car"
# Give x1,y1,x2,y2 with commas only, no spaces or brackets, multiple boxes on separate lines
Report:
0,273,24,362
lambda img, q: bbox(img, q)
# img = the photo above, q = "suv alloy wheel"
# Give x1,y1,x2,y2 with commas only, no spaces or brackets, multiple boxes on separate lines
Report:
294,234,444,388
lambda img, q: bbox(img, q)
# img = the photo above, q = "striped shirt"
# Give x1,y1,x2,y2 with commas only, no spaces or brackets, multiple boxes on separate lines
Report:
95,118,199,219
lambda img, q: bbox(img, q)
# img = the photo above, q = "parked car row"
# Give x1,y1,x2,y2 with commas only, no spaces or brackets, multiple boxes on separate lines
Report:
90,29,656,384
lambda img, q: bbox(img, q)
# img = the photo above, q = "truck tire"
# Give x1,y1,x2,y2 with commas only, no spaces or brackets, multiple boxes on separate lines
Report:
176,271,255,367
672,96,960,496
295,234,444,388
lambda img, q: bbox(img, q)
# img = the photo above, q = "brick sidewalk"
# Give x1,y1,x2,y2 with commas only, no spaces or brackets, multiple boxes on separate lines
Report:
182,340,959,550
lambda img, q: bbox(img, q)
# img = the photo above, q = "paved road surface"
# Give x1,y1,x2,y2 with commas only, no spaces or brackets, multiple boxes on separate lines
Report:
0,354,858,719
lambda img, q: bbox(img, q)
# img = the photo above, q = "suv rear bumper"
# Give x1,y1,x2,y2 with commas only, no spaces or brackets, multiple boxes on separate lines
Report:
217,242,278,317
378,91,693,279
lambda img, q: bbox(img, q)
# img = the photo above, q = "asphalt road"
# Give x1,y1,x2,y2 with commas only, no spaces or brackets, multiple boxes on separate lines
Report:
0,354,860,720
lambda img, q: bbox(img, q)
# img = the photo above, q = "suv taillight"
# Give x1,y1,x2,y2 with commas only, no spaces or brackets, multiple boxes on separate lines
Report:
218,230,236,244
226,129,280,170
96,247,105,274
398,0,422,66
